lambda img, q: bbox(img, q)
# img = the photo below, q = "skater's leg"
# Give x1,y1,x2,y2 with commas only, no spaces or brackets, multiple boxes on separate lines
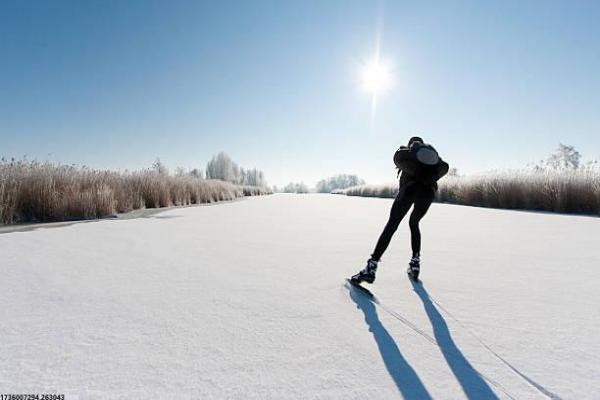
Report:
408,188,435,257
371,188,414,261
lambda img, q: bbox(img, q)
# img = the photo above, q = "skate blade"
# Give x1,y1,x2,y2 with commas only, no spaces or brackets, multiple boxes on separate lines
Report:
346,278,374,297
407,271,421,284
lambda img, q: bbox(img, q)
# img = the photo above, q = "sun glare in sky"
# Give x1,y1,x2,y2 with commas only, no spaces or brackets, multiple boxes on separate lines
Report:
360,59,392,95
360,55,393,128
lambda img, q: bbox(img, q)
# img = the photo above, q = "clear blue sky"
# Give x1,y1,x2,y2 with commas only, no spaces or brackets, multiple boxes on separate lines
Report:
1,0,599,187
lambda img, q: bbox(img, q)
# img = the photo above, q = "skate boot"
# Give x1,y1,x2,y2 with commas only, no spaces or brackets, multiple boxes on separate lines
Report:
407,256,420,281
350,259,378,284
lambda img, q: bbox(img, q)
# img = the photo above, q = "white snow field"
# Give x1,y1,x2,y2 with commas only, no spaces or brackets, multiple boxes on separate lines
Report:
1,194,599,399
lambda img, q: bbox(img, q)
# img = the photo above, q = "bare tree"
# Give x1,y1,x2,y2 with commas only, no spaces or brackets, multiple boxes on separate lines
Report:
206,152,237,182
547,143,581,170
152,158,168,175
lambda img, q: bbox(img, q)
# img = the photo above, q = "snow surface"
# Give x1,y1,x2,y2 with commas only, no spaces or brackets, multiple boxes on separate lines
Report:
1,194,599,399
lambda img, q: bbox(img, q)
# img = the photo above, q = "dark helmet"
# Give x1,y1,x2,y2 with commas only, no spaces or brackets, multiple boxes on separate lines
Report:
408,136,424,146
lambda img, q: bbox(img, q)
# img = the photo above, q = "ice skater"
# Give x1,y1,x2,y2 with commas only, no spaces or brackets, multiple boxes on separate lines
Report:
351,136,449,283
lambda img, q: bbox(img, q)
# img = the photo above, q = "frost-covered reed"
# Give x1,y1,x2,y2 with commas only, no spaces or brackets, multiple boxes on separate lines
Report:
335,169,600,216
0,159,270,224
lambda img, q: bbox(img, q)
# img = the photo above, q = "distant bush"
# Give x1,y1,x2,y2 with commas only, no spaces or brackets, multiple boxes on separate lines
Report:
335,168,600,216
0,159,271,225
333,184,398,198
316,174,365,193
283,182,310,194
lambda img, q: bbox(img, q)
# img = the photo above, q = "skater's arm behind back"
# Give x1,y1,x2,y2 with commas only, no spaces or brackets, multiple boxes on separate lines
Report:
435,160,450,181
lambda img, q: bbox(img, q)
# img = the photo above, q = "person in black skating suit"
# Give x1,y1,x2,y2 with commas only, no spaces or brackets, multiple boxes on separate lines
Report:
351,136,449,283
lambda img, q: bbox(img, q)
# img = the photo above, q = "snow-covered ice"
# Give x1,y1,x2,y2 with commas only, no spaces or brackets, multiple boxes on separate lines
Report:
1,194,599,399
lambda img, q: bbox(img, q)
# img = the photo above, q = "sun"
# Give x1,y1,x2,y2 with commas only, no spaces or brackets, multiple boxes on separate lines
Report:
359,53,394,128
360,59,392,95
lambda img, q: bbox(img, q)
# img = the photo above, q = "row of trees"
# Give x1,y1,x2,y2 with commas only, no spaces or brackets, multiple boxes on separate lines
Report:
316,174,364,193
205,152,267,187
281,182,310,193
278,174,364,193
151,152,268,188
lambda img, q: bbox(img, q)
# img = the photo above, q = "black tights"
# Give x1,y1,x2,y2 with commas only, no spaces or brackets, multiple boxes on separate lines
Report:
371,184,435,262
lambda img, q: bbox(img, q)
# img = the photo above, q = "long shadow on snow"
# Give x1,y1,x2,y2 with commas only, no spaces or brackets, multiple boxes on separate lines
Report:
348,285,433,400
411,281,499,399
